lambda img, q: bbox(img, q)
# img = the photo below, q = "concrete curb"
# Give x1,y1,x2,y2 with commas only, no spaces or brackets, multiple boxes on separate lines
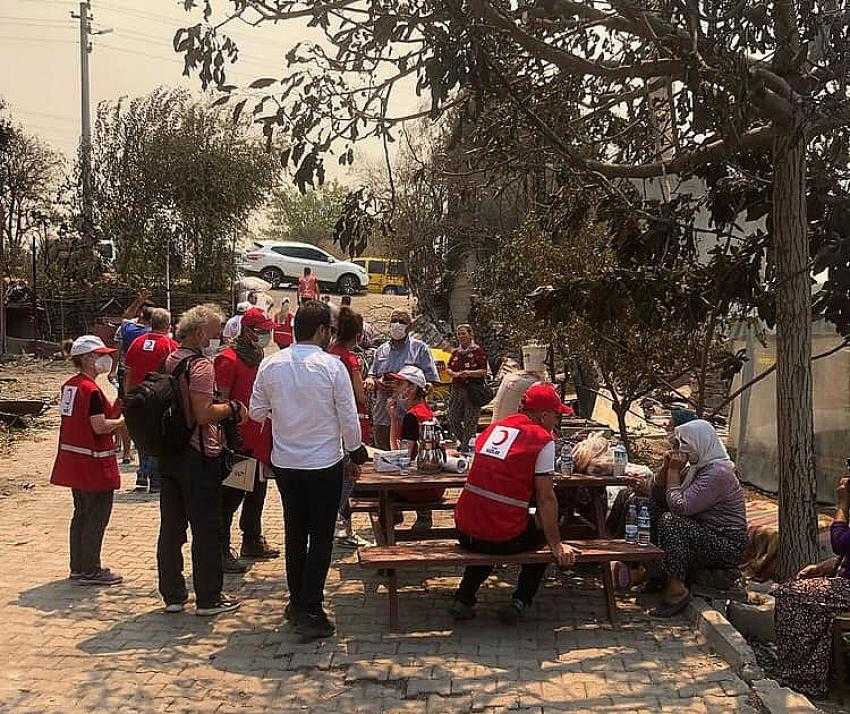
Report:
687,598,821,713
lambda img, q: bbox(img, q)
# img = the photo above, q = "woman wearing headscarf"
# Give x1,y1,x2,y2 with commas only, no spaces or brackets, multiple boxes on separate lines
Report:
652,418,747,617
772,476,850,699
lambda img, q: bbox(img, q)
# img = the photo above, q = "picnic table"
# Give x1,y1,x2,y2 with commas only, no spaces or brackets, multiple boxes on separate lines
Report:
353,465,656,628
353,465,467,545
355,464,627,545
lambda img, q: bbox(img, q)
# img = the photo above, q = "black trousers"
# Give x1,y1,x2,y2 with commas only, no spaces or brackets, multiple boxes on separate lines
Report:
274,461,344,614
157,449,224,608
221,463,269,552
455,521,548,607
69,489,114,575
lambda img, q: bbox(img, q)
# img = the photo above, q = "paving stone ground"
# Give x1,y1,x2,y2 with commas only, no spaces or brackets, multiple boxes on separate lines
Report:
1,411,758,712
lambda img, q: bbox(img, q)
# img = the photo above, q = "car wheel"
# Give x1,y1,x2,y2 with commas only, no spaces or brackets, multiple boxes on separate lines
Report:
382,285,398,295
259,266,284,287
337,274,359,295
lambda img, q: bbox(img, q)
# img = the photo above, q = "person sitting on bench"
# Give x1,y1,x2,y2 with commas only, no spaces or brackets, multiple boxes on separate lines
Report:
450,382,577,624
386,365,444,531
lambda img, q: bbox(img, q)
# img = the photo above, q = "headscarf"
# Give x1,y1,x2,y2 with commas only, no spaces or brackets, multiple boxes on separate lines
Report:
671,408,698,427
674,419,734,487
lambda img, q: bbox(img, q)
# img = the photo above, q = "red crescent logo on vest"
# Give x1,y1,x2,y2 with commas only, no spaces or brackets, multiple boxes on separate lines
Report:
491,429,510,446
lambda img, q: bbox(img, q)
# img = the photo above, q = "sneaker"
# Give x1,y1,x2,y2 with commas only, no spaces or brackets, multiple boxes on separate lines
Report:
196,597,241,617
240,537,280,560
132,481,148,493
497,599,526,625
223,550,249,574
448,599,476,621
334,518,350,540
164,598,189,614
295,611,335,642
195,596,242,617
75,568,123,586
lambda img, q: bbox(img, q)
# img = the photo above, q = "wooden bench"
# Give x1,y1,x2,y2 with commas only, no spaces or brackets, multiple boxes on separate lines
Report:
358,539,664,630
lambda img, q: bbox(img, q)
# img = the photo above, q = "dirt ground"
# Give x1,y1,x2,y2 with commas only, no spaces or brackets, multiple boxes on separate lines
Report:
0,357,68,498
269,287,412,336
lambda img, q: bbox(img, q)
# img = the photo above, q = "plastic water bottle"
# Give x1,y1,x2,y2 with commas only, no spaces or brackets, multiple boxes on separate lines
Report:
625,504,638,544
560,442,574,476
637,504,651,546
612,441,628,478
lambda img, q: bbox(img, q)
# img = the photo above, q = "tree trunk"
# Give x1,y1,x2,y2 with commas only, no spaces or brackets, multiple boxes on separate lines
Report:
773,127,819,580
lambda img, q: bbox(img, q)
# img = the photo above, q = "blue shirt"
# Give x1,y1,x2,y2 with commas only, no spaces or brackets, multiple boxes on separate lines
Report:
368,336,438,426
118,322,151,362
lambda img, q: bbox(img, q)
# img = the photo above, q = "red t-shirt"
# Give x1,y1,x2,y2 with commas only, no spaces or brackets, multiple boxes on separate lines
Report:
298,274,319,300
328,343,371,445
448,345,488,384
125,332,179,389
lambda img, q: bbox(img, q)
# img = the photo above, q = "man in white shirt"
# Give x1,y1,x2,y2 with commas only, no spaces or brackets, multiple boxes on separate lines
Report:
250,300,367,642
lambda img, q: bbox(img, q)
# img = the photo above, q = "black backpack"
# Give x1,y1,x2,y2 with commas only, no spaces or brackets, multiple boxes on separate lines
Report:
123,355,201,459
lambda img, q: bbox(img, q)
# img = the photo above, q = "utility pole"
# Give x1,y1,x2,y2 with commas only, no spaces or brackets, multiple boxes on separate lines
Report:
72,1,92,234
71,3,111,236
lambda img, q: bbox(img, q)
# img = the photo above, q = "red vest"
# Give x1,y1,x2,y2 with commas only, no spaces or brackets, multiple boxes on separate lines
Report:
454,413,553,541
273,314,293,348
213,348,273,465
50,373,120,492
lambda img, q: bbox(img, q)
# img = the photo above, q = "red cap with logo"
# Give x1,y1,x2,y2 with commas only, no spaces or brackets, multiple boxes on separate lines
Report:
240,307,275,332
521,382,574,415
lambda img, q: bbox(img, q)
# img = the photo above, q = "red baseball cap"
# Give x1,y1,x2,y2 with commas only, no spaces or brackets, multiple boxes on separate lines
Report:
240,307,275,332
521,383,574,415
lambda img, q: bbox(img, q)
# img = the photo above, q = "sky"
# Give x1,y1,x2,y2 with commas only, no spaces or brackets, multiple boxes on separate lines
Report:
0,0,414,183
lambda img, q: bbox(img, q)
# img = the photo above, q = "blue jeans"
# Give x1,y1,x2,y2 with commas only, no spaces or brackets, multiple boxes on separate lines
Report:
136,451,161,489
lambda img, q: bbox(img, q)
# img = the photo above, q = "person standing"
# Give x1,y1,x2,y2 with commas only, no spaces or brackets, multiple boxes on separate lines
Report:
365,309,438,450
223,302,251,342
273,298,294,349
328,307,371,546
451,383,576,623
297,267,320,305
51,335,125,586
124,308,177,493
250,300,367,641
111,301,154,464
158,304,244,617
215,308,280,571
445,324,489,450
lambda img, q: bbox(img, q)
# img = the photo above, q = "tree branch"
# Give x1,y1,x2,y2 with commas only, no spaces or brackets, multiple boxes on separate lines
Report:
472,0,686,80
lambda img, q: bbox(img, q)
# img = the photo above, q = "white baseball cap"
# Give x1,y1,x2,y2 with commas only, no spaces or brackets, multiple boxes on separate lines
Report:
69,335,116,357
236,301,251,314
388,365,427,389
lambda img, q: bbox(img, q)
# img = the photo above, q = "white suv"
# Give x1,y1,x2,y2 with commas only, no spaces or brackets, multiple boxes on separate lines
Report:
240,241,369,294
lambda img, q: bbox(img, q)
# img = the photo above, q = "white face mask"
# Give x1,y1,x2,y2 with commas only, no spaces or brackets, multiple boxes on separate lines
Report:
94,355,113,374
389,322,407,341
257,333,271,348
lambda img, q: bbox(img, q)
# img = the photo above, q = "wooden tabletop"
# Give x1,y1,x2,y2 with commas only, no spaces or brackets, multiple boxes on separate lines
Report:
355,467,467,491
355,465,628,491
